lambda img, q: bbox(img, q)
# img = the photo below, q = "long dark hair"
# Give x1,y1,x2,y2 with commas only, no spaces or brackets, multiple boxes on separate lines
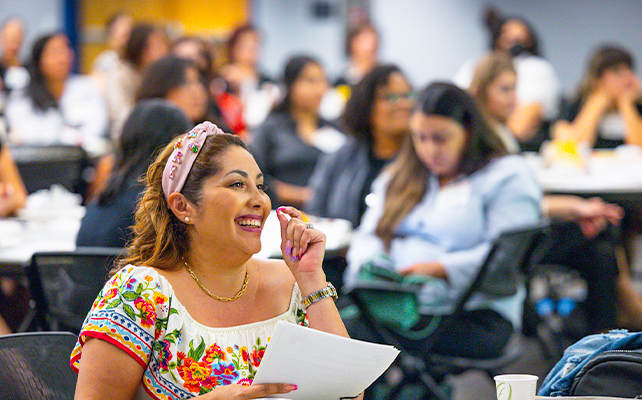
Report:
98,99,190,206
341,64,404,143
26,32,66,111
271,55,321,115
136,55,195,101
375,82,507,249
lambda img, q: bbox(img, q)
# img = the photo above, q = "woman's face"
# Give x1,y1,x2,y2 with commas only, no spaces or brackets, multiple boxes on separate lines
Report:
192,146,270,256
40,34,73,82
410,113,467,180
290,62,328,113
173,40,208,75
598,63,637,96
108,15,133,53
233,31,260,66
351,28,378,60
141,30,168,70
371,72,414,138
484,70,517,123
496,19,530,53
166,67,208,122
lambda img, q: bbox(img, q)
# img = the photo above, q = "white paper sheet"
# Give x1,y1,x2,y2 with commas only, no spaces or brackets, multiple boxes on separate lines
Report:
252,320,400,400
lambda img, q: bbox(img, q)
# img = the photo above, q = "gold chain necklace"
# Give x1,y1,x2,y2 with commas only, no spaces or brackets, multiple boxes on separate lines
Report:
183,260,249,302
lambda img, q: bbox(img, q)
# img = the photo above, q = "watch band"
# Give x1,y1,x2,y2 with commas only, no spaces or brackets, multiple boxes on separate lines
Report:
302,282,338,309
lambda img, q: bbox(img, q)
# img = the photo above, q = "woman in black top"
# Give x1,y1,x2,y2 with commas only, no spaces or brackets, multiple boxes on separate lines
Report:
250,55,336,209
555,45,642,148
76,100,190,247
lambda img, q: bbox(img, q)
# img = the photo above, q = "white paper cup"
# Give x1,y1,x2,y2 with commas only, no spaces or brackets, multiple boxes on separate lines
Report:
494,374,538,400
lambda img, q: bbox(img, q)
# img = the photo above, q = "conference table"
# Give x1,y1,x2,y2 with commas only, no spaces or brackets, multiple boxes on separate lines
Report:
524,147,642,210
0,187,353,275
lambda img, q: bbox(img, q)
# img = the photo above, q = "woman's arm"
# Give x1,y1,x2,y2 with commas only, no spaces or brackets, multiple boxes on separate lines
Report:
74,338,145,400
0,146,27,217
276,206,349,338
617,77,642,147
506,102,544,142
563,91,612,146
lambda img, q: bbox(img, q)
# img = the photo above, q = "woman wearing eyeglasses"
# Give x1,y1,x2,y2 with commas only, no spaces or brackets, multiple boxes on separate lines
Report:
306,64,413,229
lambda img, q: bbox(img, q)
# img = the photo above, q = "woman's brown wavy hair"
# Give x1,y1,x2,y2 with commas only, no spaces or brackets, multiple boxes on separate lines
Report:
114,131,248,274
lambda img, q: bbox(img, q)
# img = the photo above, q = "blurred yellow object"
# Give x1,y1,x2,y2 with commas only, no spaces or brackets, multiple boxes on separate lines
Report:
336,84,352,102
551,140,587,168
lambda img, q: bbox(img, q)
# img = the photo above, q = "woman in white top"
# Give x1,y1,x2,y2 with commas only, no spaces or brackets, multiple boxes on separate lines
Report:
71,122,354,399
5,32,109,155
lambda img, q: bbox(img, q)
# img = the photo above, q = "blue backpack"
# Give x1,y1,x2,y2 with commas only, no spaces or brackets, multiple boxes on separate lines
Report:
539,329,642,397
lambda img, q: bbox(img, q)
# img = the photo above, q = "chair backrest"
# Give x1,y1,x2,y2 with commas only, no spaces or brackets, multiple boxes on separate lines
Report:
10,145,88,196
0,331,78,399
26,247,126,333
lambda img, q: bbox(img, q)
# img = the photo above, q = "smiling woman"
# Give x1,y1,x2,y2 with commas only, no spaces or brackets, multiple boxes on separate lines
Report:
70,121,354,400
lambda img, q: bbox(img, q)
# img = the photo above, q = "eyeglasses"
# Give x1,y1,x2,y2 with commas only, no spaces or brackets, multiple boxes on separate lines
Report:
383,92,416,104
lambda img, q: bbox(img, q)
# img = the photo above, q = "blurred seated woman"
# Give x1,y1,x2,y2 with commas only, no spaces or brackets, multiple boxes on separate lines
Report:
554,45,642,148
99,23,169,139
306,64,412,228
72,121,352,399
0,135,27,217
250,55,342,209
345,82,541,358
171,36,230,131
136,55,210,126
76,100,190,248
5,32,109,154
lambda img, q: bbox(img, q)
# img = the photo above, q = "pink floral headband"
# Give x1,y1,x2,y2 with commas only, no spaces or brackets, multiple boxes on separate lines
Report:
162,121,224,201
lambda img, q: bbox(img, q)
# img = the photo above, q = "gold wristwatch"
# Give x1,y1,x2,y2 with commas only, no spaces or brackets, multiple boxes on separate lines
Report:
302,282,338,309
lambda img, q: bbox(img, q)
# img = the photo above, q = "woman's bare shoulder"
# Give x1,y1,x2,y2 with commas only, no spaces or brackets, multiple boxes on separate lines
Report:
254,258,295,288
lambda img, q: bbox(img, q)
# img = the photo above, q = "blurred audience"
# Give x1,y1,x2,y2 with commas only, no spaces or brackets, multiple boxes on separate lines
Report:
306,64,412,228
455,8,560,151
0,16,29,95
136,55,209,125
76,99,189,248
554,45,642,148
345,82,540,359
250,55,340,209
4,31,109,154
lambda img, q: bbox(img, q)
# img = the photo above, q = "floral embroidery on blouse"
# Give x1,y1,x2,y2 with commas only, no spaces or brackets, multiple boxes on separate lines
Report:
71,265,308,400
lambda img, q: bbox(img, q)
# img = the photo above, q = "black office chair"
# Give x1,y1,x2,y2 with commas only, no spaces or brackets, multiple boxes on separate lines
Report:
0,331,78,399
23,247,126,333
346,224,552,400
10,144,88,198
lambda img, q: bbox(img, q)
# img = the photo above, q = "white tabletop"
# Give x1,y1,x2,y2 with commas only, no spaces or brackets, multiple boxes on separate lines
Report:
524,149,642,195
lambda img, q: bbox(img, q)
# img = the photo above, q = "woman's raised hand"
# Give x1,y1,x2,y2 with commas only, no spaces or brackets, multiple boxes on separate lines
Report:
276,206,327,286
